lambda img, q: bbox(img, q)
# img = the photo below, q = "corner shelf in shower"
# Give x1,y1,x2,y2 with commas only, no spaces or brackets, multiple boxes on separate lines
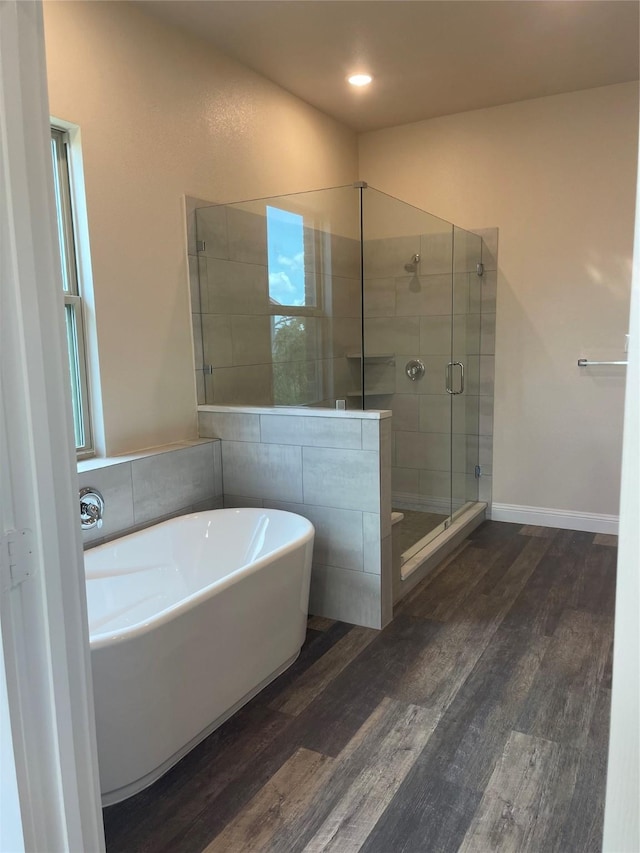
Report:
346,389,395,398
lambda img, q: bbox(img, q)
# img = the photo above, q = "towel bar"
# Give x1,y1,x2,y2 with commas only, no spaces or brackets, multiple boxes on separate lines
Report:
577,358,628,367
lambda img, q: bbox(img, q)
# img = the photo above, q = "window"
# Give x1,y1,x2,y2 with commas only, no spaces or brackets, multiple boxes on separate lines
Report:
266,206,322,404
266,205,315,308
50,127,92,456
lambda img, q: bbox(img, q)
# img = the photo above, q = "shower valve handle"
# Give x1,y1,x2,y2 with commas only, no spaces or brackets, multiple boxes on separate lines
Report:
405,360,425,381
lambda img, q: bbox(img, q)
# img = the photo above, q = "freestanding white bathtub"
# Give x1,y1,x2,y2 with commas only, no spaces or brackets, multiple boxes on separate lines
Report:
84,508,314,806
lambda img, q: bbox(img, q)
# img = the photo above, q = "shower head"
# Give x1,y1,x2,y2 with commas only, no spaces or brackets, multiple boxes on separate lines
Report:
404,253,420,273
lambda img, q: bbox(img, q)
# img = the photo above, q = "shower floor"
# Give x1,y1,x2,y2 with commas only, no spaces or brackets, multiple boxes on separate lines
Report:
392,507,448,554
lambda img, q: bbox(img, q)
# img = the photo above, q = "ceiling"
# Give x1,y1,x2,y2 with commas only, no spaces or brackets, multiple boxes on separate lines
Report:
138,0,640,133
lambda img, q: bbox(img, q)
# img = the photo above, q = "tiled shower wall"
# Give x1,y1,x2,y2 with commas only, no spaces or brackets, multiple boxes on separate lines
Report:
198,406,393,630
186,198,362,408
363,227,497,514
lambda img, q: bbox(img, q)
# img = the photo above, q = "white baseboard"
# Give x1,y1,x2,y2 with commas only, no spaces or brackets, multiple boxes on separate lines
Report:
490,503,619,535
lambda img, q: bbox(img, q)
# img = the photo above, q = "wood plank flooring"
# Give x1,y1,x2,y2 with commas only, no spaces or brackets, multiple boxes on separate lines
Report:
103,521,616,853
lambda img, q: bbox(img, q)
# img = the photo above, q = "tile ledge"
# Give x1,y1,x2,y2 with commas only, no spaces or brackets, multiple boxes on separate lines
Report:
77,439,218,473
198,404,391,420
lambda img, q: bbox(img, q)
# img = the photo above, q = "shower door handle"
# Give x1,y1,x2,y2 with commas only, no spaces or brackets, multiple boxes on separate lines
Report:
446,362,464,395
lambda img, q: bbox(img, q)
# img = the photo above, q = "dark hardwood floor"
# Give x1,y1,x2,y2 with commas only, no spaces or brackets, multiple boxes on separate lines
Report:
103,521,617,853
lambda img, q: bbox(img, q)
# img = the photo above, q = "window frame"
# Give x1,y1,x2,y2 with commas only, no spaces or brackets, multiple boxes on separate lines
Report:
50,126,93,458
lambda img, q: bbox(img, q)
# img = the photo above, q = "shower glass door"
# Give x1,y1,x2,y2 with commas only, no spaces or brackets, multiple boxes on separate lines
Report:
451,226,483,518
362,187,455,557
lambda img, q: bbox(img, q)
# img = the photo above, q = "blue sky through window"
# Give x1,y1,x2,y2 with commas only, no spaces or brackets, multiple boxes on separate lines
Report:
266,205,307,306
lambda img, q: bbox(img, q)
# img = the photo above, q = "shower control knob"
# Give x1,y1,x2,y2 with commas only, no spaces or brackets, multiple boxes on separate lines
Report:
405,359,425,381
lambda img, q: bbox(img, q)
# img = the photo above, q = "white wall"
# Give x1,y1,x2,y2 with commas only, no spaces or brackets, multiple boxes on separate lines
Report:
43,1,358,455
359,83,638,519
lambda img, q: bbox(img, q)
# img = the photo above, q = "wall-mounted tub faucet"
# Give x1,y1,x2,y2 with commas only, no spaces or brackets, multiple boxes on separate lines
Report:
80,487,104,530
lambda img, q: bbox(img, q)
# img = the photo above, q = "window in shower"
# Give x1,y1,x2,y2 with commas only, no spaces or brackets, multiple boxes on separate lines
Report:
267,205,321,404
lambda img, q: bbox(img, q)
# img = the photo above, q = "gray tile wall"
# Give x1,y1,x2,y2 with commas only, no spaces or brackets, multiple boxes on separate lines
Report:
78,440,223,548
186,198,362,409
199,408,393,629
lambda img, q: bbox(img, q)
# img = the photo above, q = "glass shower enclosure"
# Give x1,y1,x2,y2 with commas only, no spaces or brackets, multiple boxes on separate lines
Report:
362,191,484,565
190,183,489,568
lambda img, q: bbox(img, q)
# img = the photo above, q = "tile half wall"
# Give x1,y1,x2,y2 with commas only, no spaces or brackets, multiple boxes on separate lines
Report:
199,405,393,630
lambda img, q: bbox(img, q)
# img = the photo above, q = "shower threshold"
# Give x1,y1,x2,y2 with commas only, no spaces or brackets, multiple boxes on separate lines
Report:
399,501,487,583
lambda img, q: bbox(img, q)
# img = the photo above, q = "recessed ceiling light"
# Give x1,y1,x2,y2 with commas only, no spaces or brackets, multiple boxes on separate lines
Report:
348,73,372,87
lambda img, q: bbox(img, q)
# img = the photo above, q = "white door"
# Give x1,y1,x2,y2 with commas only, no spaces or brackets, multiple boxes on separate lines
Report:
0,2,104,850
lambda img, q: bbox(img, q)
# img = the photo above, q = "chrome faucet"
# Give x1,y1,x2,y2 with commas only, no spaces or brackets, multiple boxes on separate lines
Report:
79,487,104,530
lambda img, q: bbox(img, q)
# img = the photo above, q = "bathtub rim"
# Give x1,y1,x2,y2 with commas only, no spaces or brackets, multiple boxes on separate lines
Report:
85,507,314,650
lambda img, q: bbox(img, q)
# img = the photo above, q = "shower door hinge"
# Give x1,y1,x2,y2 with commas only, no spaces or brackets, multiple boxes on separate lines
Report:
476,263,484,277
1,529,36,592
196,240,206,253
204,364,213,375
475,465,482,479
